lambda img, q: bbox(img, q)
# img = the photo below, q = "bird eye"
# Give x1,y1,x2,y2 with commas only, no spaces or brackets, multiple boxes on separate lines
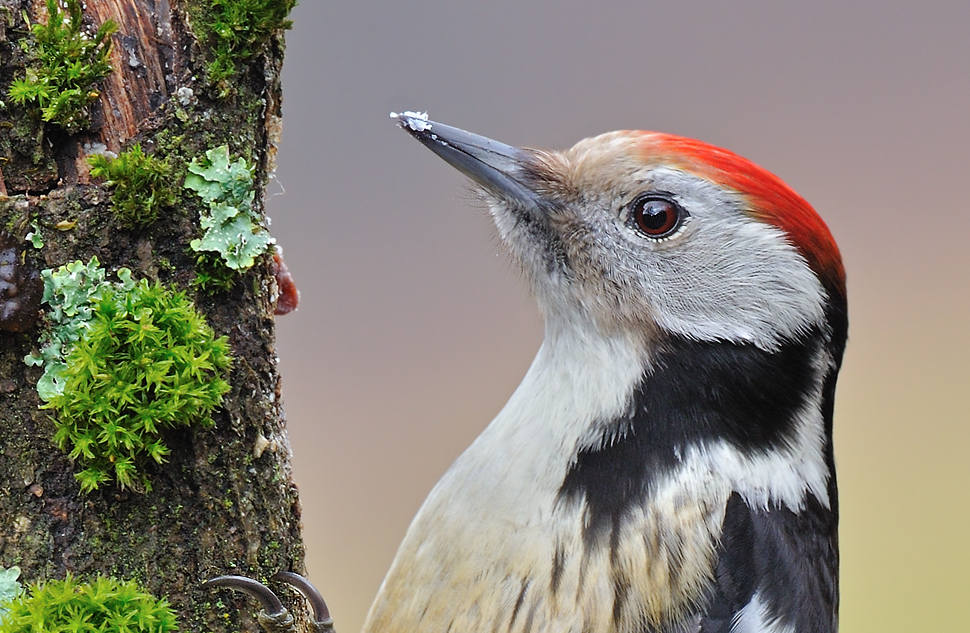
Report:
630,197,686,239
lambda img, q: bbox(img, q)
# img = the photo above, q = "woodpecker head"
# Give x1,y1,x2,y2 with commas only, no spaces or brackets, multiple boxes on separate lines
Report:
393,112,846,360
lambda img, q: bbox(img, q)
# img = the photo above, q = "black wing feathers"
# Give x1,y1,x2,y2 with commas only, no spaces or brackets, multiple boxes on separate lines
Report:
698,492,838,633
698,493,758,633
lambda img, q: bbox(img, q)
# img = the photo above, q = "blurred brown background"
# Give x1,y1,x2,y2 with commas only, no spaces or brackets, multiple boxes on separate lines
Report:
265,2,970,631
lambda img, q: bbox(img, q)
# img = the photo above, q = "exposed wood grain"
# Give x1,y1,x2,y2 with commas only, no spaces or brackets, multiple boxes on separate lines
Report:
85,0,176,152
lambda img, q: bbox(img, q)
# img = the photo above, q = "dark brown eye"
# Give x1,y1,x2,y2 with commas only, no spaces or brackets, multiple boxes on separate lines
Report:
631,197,686,238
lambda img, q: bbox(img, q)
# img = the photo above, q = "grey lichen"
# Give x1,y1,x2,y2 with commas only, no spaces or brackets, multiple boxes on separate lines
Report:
24,258,132,401
0,566,22,620
185,146,274,272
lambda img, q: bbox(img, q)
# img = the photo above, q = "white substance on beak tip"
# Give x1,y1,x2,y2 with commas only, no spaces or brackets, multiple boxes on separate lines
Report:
390,110,432,132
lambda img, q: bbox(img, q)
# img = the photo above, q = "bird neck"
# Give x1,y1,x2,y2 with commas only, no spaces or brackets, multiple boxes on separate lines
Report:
471,313,839,515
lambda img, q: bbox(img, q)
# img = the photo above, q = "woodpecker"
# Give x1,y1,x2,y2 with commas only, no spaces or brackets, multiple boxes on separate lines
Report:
369,112,847,633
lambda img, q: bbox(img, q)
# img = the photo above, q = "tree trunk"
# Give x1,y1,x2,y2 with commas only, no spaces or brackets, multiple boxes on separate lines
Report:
0,1,307,631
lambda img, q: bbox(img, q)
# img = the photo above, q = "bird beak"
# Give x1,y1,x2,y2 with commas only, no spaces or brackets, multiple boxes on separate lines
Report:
392,112,542,212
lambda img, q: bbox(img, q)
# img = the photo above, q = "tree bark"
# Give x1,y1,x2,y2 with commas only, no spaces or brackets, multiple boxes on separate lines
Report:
0,1,306,631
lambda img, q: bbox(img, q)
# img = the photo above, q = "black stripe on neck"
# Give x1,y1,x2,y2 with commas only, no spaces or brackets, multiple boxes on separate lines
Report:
557,330,827,544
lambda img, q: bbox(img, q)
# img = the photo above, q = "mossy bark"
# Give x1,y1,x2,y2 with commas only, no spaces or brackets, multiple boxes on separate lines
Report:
0,1,307,631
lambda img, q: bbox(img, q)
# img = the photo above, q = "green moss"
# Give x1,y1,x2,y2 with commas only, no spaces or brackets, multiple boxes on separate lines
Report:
88,146,176,229
45,279,232,493
191,251,237,294
24,258,130,402
190,0,297,95
8,0,117,133
0,574,177,633
185,145,274,274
